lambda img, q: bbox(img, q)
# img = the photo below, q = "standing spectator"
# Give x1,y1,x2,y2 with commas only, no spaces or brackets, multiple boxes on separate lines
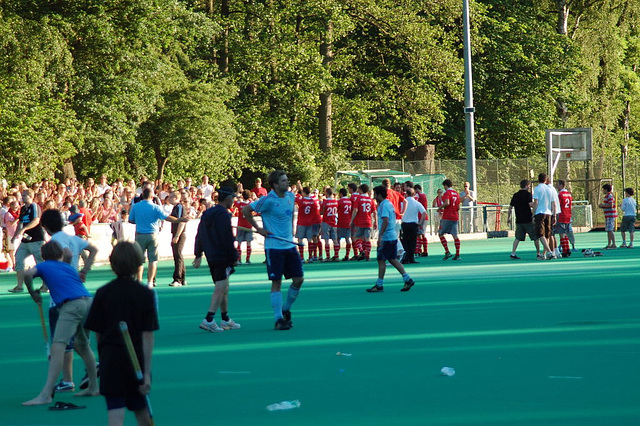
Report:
532,173,557,260
128,187,189,287
84,241,158,426
96,175,110,196
251,178,268,198
79,199,94,235
194,187,241,332
507,180,539,259
3,200,20,272
242,170,304,331
198,175,214,201
169,191,189,287
620,187,636,248
400,188,426,264
437,180,462,261
366,186,415,293
460,181,477,233
599,183,618,249
9,189,46,293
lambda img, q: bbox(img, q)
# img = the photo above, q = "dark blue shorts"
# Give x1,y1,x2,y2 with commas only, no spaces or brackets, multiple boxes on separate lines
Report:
377,240,398,261
265,247,303,281
49,305,74,351
105,394,147,411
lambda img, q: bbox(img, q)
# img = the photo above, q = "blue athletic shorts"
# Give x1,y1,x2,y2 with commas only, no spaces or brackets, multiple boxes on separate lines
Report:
376,240,398,261
265,247,303,281
106,394,147,411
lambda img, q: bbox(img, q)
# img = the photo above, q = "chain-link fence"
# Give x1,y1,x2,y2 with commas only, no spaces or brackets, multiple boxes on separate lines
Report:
348,155,640,226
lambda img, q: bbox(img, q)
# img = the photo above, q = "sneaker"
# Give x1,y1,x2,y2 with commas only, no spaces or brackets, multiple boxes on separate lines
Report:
546,252,557,260
54,380,75,392
4,267,13,272
305,258,314,264
350,255,359,261
607,245,617,250
356,253,366,261
621,243,627,248
169,281,183,287
342,256,350,261
554,248,561,257
509,254,521,260
331,256,340,262
199,319,224,333
39,285,49,293
628,244,634,249
443,252,453,260
366,285,384,293
8,287,24,293
220,319,241,330
282,310,293,327
321,258,330,263
245,260,251,264
274,318,291,330
452,254,460,261
400,279,415,292
571,248,577,252
79,363,100,390
537,254,545,260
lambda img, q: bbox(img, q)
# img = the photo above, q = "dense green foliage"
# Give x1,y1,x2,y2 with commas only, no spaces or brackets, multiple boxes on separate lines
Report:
0,0,639,183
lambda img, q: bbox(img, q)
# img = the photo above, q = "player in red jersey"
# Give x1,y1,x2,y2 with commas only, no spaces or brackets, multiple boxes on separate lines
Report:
347,183,360,259
350,184,375,260
438,179,461,260
412,183,429,257
233,190,254,264
320,188,340,261
295,187,321,262
336,188,353,261
555,180,573,257
382,179,406,220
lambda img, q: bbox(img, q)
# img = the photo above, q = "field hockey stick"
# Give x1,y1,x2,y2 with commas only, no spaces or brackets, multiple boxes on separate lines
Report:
37,303,50,359
119,321,155,426
234,226,304,247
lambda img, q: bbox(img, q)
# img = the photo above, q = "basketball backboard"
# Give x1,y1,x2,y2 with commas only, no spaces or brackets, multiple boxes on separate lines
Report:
546,128,593,182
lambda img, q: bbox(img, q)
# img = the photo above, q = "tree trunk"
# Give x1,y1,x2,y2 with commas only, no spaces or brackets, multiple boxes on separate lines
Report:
556,0,569,35
154,148,169,182
405,144,436,173
219,0,230,74
319,22,334,152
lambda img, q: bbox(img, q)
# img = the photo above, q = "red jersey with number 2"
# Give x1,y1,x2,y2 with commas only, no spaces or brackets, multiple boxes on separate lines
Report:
337,197,352,229
321,198,339,226
353,195,374,228
441,189,460,221
296,196,321,226
557,190,572,224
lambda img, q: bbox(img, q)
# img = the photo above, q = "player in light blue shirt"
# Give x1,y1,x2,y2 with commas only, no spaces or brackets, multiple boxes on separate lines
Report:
243,171,303,330
366,186,415,293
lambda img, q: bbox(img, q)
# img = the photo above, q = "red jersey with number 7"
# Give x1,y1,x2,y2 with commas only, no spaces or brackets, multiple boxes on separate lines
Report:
337,197,352,229
353,195,374,228
441,189,460,221
296,196,320,226
557,189,572,224
321,198,339,227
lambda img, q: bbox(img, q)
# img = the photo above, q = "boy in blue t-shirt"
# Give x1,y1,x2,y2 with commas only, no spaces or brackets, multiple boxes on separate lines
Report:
22,241,99,406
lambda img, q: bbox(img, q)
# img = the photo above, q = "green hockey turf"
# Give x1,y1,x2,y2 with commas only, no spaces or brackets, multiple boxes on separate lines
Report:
1,233,639,425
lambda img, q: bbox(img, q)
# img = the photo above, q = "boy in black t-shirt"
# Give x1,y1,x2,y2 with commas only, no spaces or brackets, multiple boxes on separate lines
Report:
507,180,541,259
85,242,159,426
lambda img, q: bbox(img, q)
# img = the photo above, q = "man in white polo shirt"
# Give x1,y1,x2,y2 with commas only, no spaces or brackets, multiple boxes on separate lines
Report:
400,188,426,264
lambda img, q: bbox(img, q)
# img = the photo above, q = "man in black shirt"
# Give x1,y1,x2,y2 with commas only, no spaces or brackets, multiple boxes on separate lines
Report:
507,180,540,259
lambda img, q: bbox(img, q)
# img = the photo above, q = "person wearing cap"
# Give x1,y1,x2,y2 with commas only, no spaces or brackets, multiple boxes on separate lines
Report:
128,187,190,288
194,187,241,332
251,178,268,199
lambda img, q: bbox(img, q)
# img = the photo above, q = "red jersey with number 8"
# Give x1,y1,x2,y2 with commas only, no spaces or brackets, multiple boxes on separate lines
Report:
441,189,460,221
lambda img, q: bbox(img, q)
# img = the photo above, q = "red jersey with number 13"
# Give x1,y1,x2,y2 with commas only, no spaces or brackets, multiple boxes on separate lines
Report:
441,189,460,221
353,195,374,228
337,197,352,229
321,198,339,226
557,189,572,224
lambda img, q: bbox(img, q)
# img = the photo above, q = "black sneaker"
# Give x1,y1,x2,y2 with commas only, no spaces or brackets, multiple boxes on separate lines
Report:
79,363,100,390
356,253,366,261
443,252,453,260
509,254,521,260
54,380,75,392
452,254,460,261
282,310,293,327
274,318,291,330
400,279,415,292
366,285,384,293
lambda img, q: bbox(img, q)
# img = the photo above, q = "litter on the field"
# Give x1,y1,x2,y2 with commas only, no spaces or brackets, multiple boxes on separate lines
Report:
582,249,603,257
266,400,301,411
441,367,456,376
336,352,352,357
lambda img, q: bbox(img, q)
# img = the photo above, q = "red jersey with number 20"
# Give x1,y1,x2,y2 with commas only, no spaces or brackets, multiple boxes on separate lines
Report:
441,189,460,221
296,196,321,226
557,189,572,224
353,195,374,228
321,198,339,227
337,197,352,229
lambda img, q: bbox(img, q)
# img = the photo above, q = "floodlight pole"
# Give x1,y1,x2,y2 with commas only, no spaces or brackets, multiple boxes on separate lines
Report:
463,0,477,199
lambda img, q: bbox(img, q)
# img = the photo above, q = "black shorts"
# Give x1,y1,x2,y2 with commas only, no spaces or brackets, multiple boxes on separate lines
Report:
265,247,303,281
376,240,398,261
105,394,147,411
208,261,235,282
